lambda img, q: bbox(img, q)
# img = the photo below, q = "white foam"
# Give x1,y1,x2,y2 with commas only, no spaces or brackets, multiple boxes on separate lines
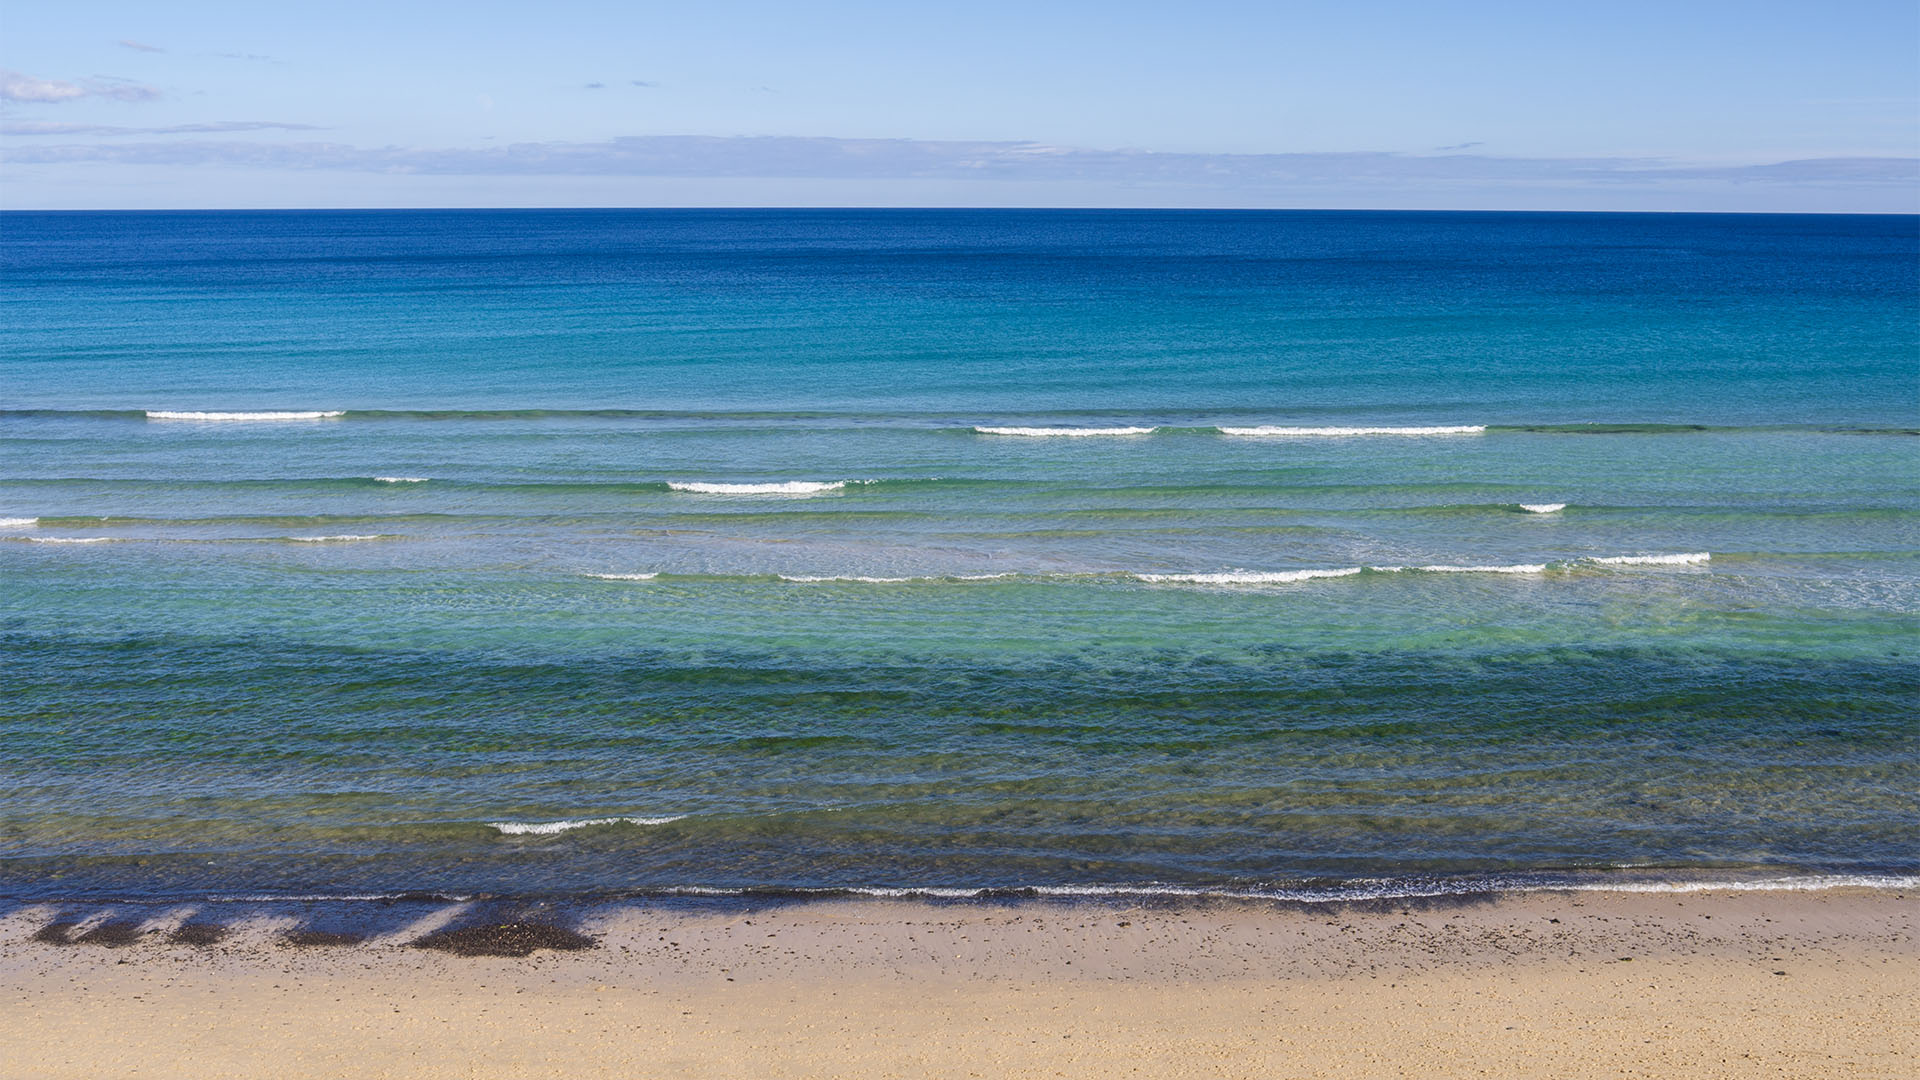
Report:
1562,874,1920,895
632,872,1920,903
489,816,687,835
588,572,660,581
1587,552,1710,566
779,573,1016,584
0,517,37,529
23,536,114,544
973,426,1157,436
373,476,428,484
146,410,345,421
287,534,384,542
668,481,847,495
1218,425,1485,436
1519,503,1567,514
1133,568,1363,585
1403,563,1549,574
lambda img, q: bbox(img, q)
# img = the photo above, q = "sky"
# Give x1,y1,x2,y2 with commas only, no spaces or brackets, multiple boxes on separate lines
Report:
2,1,1915,210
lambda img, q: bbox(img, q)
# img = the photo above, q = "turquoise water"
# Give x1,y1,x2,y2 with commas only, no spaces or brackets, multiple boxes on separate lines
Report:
1,210,1915,902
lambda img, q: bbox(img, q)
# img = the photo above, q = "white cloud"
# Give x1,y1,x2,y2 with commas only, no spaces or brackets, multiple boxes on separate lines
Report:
0,69,160,103
117,40,165,54
2,120,320,136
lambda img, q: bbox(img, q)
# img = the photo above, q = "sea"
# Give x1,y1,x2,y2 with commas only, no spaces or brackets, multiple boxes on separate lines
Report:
2,209,1915,913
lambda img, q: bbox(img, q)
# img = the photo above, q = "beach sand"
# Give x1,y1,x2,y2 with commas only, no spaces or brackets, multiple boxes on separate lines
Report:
0,887,1911,1078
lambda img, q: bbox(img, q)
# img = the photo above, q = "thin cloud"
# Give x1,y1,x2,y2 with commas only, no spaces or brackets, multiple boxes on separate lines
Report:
2,120,322,136
6,134,1910,191
1434,141,1484,152
0,69,160,104
631,80,659,88
584,82,605,90
117,40,165,53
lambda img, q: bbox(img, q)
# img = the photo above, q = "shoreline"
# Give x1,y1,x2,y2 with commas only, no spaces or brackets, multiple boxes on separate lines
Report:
3,886,1911,1078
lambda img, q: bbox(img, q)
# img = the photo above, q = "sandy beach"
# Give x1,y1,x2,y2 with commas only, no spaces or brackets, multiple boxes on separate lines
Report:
1,886,1911,1078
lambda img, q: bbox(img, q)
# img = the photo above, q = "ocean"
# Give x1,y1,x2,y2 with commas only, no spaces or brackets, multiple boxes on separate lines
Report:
2,209,1915,906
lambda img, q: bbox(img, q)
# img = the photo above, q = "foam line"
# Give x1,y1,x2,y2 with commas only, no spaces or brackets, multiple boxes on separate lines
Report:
373,476,428,484
0,517,37,529
489,816,687,835
1400,563,1549,574
1132,568,1363,584
1217,425,1485,436
1587,552,1710,566
1519,503,1567,513
668,481,847,495
973,426,1157,436
146,410,345,421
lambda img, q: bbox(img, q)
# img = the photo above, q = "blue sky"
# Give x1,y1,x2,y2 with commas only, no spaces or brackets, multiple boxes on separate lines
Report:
2,1,1915,209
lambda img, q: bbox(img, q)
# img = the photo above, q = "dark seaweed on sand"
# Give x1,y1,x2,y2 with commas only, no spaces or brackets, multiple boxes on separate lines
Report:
411,921,596,957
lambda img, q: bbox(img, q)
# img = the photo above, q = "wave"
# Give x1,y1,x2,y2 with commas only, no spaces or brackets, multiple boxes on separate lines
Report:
489,816,687,836
642,872,1920,904
1518,503,1566,514
285,534,388,543
668,480,850,495
373,476,428,484
1218,425,1485,437
1133,568,1363,585
1587,552,1710,566
778,572,1018,584
0,517,36,529
974,426,1157,436
596,557,1707,587
1387,563,1549,574
18,536,117,544
145,410,345,421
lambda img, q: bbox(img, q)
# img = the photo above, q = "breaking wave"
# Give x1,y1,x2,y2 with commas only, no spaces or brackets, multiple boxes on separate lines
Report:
668,481,850,495
489,816,687,835
146,410,345,421
973,426,1157,436
1218,425,1486,437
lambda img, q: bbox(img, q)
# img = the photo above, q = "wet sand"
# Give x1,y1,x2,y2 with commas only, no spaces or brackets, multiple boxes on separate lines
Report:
0,887,1912,1078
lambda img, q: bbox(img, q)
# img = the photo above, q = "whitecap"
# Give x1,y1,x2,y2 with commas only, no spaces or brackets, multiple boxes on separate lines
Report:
668,481,847,495
1519,503,1567,513
1402,563,1549,574
1587,552,1710,566
588,572,660,581
287,534,385,542
973,426,1157,436
1217,425,1485,436
373,476,428,484
0,517,37,529
778,572,1016,583
146,410,345,421
1133,568,1364,585
489,815,686,835
23,536,115,544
